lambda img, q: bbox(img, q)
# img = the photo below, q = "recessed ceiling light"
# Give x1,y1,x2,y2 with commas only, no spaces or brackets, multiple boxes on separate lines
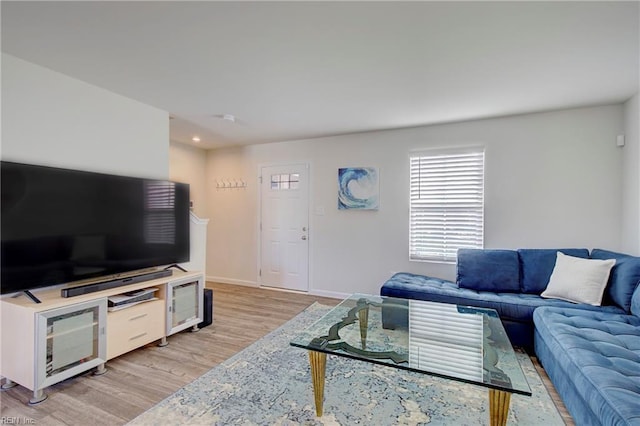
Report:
192,136,201,142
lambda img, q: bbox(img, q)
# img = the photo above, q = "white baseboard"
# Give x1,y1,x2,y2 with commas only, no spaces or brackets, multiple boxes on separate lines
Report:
309,289,350,300
206,276,258,287
206,276,350,300
259,285,309,295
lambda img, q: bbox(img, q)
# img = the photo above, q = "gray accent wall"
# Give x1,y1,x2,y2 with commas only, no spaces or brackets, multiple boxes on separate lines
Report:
1,54,169,179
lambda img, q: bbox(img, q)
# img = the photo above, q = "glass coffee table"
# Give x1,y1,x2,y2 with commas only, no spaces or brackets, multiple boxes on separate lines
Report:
290,294,531,426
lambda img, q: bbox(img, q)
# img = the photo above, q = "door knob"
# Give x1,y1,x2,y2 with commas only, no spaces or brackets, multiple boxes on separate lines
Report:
301,236,307,240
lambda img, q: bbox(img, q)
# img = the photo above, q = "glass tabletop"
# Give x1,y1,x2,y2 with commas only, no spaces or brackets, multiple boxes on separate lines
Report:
290,294,531,396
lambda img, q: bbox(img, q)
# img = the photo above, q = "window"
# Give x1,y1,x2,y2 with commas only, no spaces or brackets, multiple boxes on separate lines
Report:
409,148,484,263
271,173,300,190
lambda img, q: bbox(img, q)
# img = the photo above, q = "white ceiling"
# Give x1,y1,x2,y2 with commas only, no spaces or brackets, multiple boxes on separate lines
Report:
2,1,638,150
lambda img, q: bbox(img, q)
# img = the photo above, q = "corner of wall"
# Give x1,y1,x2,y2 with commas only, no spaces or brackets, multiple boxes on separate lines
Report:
622,93,640,255
169,140,208,218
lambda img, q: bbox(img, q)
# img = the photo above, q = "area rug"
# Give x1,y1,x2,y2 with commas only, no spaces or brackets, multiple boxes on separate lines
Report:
129,303,564,425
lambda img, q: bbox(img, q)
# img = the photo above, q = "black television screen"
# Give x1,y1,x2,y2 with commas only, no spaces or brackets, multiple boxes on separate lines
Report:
1,161,190,295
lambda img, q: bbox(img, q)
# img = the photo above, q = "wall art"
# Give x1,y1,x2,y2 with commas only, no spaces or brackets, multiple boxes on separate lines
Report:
338,167,379,210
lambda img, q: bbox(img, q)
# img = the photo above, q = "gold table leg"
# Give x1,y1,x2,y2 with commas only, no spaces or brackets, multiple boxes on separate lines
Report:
358,306,369,349
489,389,511,426
309,351,327,417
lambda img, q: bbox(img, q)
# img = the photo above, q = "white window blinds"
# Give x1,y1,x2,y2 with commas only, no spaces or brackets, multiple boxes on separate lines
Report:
409,148,484,263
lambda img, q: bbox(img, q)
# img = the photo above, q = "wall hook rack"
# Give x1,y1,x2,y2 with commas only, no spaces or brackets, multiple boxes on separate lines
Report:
215,178,247,190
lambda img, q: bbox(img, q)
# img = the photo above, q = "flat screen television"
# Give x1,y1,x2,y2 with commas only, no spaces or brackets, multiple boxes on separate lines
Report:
1,161,190,295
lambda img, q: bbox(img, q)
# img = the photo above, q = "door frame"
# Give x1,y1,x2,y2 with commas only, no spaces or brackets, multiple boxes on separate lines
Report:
256,161,311,291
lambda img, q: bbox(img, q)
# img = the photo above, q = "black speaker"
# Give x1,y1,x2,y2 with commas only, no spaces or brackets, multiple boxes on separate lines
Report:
198,288,213,328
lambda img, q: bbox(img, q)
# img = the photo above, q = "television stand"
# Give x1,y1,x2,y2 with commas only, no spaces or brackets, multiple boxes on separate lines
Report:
1,270,205,406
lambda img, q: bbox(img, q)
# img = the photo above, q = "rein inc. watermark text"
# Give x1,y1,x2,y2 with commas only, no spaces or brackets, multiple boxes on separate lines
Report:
1,417,35,425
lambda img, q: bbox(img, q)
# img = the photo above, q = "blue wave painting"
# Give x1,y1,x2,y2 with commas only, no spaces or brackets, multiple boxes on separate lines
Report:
338,167,379,210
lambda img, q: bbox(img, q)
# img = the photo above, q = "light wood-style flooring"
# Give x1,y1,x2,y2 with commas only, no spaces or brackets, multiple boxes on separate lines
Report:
1,282,574,425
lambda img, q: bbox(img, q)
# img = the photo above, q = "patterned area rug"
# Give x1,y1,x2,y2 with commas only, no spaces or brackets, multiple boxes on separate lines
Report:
129,303,564,425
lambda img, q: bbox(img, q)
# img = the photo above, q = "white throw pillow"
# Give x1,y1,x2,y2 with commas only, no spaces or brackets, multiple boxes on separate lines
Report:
541,252,616,306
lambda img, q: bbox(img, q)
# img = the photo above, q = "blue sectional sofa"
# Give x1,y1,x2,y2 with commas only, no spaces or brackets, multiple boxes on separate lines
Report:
534,306,640,425
380,248,640,425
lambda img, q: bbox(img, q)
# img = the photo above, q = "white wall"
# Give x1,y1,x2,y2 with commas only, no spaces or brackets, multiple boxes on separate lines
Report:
622,93,640,255
1,54,169,179
206,104,625,296
169,141,208,217
206,147,258,286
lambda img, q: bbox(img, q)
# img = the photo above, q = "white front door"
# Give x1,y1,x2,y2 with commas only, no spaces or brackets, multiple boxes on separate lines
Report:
259,164,309,292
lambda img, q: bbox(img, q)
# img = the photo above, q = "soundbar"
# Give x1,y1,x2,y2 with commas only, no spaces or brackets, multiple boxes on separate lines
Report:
61,269,173,298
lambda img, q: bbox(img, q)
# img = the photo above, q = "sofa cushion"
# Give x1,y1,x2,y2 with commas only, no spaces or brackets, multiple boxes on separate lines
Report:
533,307,640,425
518,248,590,294
456,249,520,292
633,281,640,317
591,249,640,312
381,273,624,324
540,252,615,306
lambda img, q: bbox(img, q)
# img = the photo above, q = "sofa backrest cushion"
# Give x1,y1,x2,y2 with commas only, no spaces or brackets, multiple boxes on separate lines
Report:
632,281,640,317
457,249,520,292
591,249,640,312
517,248,590,294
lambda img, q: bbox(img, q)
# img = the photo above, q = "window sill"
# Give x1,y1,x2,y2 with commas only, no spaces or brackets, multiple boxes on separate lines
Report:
409,258,456,265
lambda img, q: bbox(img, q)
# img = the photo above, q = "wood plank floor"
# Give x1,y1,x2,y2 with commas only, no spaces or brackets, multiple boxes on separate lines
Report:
1,282,574,425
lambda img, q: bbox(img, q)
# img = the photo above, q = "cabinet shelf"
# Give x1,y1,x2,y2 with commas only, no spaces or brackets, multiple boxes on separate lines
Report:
46,322,98,340
107,287,160,312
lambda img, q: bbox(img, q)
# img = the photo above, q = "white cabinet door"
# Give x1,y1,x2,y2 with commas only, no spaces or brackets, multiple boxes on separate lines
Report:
166,275,204,335
36,298,107,390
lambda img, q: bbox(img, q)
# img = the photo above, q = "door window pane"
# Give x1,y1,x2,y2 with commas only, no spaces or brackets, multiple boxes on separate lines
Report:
270,173,299,191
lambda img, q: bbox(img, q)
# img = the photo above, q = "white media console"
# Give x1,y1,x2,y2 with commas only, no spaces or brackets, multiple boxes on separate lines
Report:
0,270,204,404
